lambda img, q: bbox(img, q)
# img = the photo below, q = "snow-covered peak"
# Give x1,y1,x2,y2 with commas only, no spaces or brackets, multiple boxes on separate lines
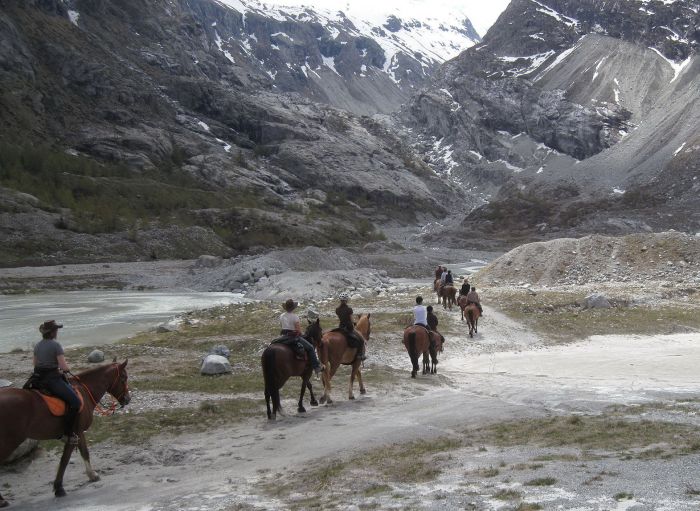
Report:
217,0,481,71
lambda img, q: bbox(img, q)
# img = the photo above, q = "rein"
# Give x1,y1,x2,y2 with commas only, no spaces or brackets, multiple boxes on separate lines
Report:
70,364,127,417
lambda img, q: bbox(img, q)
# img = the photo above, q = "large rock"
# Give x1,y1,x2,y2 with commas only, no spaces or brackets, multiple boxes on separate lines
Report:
207,345,231,359
583,293,612,309
87,349,105,363
200,355,232,375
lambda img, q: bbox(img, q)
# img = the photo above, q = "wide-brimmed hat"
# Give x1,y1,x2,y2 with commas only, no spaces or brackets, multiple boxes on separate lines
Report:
283,299,298,311
39,320,63,335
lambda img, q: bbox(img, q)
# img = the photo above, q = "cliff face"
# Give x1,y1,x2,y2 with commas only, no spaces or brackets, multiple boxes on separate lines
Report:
403,0,700,241
0,0,466,265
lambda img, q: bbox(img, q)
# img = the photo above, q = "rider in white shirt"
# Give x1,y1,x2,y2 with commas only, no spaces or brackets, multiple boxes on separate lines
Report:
413,296,428,328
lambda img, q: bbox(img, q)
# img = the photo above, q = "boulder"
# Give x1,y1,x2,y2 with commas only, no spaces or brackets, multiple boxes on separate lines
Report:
207,345,231,359
87,349,105,363
194,255,223,268
583,293,612,309
200,355,232,375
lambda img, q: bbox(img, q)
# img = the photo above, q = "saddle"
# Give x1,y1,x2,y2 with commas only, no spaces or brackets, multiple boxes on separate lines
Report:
272,336,307,360
33,390,85,416
331,328,363,350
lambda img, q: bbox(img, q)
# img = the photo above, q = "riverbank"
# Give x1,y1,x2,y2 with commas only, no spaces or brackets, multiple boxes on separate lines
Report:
2,276,700,509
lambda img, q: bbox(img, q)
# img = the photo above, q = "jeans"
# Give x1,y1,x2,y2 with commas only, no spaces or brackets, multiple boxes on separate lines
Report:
41,373,81,436
296,337,322,370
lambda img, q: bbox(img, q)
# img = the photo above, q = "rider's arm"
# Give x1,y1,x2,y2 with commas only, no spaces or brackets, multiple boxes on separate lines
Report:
293,319,302,336
57,354,71,373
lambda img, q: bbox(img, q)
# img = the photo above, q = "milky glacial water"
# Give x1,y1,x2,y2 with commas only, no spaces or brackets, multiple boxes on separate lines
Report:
0,291,246,353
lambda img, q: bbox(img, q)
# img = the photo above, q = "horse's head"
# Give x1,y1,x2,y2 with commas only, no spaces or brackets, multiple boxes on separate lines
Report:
108,359,131,407
355,313,371,341
304,318,323,347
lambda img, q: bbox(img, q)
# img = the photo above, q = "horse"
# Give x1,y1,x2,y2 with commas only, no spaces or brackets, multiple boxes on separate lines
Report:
261,319,323,420
458,295,469,320
318,314,371,404
440,285,457,310
465,304,481,337
0,360,130,506
402,325,438,377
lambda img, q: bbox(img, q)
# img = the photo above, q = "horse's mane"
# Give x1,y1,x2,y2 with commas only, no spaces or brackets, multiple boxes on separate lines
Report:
75,362,117,378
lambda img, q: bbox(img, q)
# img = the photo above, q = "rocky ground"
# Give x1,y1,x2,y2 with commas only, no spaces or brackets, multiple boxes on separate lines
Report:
2,232,700,510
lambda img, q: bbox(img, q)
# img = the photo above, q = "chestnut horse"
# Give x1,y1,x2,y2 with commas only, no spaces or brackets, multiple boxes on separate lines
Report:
261,319,323,420
440,285,457,310
402,325,439,377
318,314,371,404
465,304,480,337
458,295,468,320
0,361,130,506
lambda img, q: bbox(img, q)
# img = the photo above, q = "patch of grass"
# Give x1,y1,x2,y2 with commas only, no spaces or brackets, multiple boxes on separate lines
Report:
476,467,500,478
524,477,556,486
471,416,700,457
362,484,392,497
614,492,634,501
515,504,543,511
86,399,259,444
493,489,521,500
490,288,700,342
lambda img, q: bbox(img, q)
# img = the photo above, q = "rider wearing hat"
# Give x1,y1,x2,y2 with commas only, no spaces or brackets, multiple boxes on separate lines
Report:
279,299,324,375
335,293,366,361
459,278,470,297
32,320,81,445
466,286,484,316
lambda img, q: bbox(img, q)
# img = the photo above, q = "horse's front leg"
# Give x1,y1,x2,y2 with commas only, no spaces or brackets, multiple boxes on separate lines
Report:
357,367,366,395
306,380,318,406
0,491,7,508
77,432,100,482
54,442,77,497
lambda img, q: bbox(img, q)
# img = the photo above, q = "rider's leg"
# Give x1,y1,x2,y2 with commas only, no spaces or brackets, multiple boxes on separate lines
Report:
297,338,323,372
45,377,81,443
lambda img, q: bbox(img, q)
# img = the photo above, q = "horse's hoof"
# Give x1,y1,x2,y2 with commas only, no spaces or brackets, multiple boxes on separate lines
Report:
310,399,319,407
349,395,355,400
0,499,9,508
298,406,306,413
411,372,416,378
55,487,67,498
327,398,333,405
319,396,326,405
360,388,367,395
89,474,101,483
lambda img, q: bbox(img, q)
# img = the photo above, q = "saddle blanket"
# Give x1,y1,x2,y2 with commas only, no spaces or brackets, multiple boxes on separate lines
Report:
33,387,85,417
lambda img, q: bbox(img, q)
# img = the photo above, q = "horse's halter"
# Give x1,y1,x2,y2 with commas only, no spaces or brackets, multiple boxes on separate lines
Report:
108,364,131,407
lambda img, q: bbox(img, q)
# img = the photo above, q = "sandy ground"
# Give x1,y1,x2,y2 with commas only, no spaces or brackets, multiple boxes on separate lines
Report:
3,298,700,510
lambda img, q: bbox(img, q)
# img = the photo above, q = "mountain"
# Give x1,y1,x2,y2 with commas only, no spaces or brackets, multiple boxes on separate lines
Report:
0,0,476,265
404,0,700,242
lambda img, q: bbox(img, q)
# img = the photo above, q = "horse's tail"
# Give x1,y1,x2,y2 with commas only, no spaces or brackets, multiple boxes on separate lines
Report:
407,330,419,370
467,308,474,325
262,347,281,414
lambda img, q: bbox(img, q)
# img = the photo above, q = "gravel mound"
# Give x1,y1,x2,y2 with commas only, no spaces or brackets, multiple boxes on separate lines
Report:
477,232,700,286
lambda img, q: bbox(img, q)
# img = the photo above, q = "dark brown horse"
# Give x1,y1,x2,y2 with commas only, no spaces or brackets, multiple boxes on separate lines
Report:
465,304,481,337
440,285,457,310
0,361,131,506
261,319,323,420
318,314,371,404
402,325,438,377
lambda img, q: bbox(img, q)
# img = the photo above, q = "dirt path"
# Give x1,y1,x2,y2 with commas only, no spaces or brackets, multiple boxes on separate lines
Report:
4,303,700,510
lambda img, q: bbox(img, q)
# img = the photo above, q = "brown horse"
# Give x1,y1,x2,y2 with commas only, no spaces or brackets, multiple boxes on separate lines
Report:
458,295,468,320
318,314,371,404
0,361,130,506
440,285,457,310
465,304,481,337
402,325,438,377
261,319,323,420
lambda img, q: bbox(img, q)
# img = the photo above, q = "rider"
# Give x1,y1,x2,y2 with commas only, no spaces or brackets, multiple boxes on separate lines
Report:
279,299,324,375
460,278,470,297
413,296,429,330
466,286,484,316
336,293,366,361
426,306,445,346
445,270,454,286
434,265,443,281
32,320,81,445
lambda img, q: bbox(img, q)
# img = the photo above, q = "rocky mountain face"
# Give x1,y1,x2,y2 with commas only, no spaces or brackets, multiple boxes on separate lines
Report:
0,0,477,265
404,0,700,242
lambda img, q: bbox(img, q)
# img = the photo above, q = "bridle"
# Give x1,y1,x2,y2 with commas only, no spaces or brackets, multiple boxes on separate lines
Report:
71,364,129,417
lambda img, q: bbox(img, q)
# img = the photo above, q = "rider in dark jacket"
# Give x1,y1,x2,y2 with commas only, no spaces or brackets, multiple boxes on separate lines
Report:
336,293,366,360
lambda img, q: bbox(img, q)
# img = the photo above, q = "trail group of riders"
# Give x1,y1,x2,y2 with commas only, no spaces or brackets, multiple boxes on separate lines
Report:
0,265,483,507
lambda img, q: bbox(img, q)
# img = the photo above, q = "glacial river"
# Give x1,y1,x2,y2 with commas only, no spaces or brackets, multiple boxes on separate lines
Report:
0,291,247,353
